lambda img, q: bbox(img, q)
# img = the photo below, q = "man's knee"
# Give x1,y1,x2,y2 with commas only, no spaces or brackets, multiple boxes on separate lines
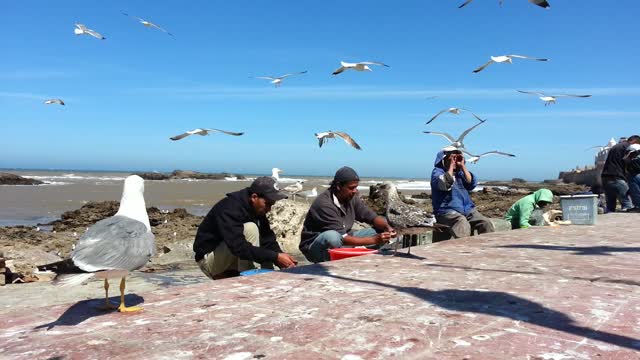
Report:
243,222,260,246
321,230,344,248
477,219,495,233
450,220,472,238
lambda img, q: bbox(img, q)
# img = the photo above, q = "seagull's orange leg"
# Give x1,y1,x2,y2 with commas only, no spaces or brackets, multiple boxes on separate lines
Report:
97,279,117,310
117,277,143,313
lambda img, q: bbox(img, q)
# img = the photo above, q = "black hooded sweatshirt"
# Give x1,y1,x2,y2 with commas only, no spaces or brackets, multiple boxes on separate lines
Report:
601,142,629,181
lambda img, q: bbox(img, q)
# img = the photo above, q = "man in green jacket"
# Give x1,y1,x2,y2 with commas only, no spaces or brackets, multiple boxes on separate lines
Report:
505,189,554,229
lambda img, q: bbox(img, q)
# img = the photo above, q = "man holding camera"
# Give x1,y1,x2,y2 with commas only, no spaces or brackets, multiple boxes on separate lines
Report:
430,147,495,239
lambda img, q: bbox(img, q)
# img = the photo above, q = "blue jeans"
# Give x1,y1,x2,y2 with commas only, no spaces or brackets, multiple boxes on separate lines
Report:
305,228,378,263
628,174,640,208
603,179,633,212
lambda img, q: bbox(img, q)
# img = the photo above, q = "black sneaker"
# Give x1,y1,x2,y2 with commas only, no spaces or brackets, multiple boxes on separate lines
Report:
626,207,640,213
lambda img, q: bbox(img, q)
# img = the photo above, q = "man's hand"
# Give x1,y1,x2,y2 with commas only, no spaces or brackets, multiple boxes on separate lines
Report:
275,253,297,269
374,232,394,244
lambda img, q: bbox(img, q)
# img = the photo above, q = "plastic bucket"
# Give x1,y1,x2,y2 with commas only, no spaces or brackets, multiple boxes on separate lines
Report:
560,194,598,225
328,248,378,261
239,269,274,276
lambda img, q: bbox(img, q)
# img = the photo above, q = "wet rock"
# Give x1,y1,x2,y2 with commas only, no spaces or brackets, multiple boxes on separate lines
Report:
267,199,309,257
0,173,44,185
133,172,170,180
170,170,242,180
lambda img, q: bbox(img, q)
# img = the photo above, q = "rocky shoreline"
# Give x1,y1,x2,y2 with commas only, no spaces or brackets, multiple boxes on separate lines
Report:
0,173,43,185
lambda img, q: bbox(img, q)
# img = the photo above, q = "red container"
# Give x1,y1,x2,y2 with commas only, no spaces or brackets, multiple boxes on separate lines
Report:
328,248,378,261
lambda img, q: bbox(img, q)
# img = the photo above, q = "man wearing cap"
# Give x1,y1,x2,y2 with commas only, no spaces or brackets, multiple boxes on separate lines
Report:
193,176,298,279
601,135,640,212
299,166,397,263
431,147,494,239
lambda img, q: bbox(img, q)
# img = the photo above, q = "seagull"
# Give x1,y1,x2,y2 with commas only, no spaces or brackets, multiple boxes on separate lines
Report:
516,90,592,106
422,120,486,150
473,55,548,73
585,138,616,152
461,150,516,164
74,23,106,40
271,168,283,182
121,12,173,36
283,181,303,194
459,0,550,9
254,71,307,87
170,128,244,141
427,107,486,125
332,61,390,76
54,175,155,313
315,131,362,150
44,99,65,106
298,187,318,201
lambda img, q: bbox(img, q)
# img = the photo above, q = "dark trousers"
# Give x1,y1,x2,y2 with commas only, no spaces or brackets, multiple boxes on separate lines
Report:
434,209,495,241
602,178,632,212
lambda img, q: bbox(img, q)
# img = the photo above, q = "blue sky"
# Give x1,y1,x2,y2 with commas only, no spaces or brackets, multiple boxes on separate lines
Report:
1,0,639,180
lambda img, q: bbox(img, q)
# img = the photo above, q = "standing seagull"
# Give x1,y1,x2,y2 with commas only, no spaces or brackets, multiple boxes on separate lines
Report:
254,71,307,87
74,23,106,40
315,131,362,150
121,12,173,36
170,128,244,141
332,61,390,76
516,90,592,106
459,0,550,9
54,175,155,312
423,120,486,150
271,168,283,182
427,107,486,124
473,54,547,73
461,150,516,164
44,99,65,106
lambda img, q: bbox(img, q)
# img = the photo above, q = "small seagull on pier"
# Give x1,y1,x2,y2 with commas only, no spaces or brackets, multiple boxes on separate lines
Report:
121,12,173,36
473,54,548,73
459,0,550,9
315,131,362,150
298,187,318,202
332,61,389,76
283,181,304,200
461,150,516,164
254,71,307,87
74,23,106,40
516,90,592,106
427,107,486,124
44,99,65,106
423,120,486,150
170,128,244,141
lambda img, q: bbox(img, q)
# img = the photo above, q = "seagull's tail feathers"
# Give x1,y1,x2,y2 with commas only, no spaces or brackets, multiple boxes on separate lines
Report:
53,273,95,288
74,28,84,35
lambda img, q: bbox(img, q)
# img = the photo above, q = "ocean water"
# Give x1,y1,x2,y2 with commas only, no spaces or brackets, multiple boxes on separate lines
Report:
0,170,434,227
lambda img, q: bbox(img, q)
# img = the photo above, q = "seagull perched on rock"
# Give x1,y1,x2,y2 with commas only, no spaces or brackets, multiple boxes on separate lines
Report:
121,12,173,36
473,54,547,73
461,150,516,164
332,61,389,76
254,71,307,87
459,0,550,9
271,168,283,182
44,99,65,106
516,90,592,106
170,128,244,141
423,120,486,150
54,175,155,313
427,107,485,124
315,131,362,150
298,187,318,201
74,23,106,40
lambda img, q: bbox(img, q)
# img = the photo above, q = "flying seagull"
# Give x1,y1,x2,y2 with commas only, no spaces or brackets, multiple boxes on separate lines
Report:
473,55,547,73
54,175,155,312
585,138,616,152
254,71,307,87
461,150,516,164
516,90,592,106
315,131,362,150
44,99,65,106
170,128,244,141
423,120,486,150
74,23,106,40
459,0,550,9
427,107,486,124
332,61,390,76
121,12,173,36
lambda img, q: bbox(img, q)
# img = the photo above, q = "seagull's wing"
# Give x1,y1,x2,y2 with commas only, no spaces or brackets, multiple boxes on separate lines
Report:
359,61,390,67
334,131,362,150
278,70,308,79
473,60,494,73
203,128,244,136
332,66,346,75
552,94,592,98
422,131,456,143
315,134,326,148
585,145,604,151
255,76,277,81
460,108,486,123
148,22,173,36
57,99,65,106
460,149,475,156
458,0,475,8
508,55,548,61
477,151,516,158
170,132,192,141
86,28,105,39
426,109,450,124
75,23,88,31
528,0,551,8
517,90,546,96
457,120,486,143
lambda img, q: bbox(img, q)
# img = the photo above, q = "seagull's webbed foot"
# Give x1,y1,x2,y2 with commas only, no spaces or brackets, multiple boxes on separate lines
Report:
117,277,143,313
97,279,118,311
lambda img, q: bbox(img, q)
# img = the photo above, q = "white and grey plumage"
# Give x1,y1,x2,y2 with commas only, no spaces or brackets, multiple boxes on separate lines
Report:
516,90,592,106
283,181,303,194
380,182,439,229
459,0,550,9
473,54,548,73
121,12,173,36
44,99,65,106
423,120,486,150
461,150,516,164
426,107,486,125
56,175,155,313
585,138,616,152
271,168,283,182
170,128,244,141
74,23,106,40
315,131,362,150
332,61,390,76
298,187,318,199
254,71,307,87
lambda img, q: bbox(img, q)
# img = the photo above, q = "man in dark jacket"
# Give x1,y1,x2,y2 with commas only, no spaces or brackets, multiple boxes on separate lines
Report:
601,135,640,212
299,166,396,263
624,143,640,211
193,176,297,279
431,147,494,239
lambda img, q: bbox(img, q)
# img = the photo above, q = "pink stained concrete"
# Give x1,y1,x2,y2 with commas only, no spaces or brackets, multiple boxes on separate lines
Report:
1,214,640,359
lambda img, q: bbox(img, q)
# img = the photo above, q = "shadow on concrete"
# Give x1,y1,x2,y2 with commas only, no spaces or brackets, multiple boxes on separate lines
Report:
497,244,640,256
34,294,144,330
287,264,640,351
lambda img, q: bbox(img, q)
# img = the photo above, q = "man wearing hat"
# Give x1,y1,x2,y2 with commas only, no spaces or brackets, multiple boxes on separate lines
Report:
193,176,298,279
299,166,397,263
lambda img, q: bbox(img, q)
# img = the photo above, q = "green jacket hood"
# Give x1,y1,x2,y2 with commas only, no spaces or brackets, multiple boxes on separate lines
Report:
533,189,553,204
